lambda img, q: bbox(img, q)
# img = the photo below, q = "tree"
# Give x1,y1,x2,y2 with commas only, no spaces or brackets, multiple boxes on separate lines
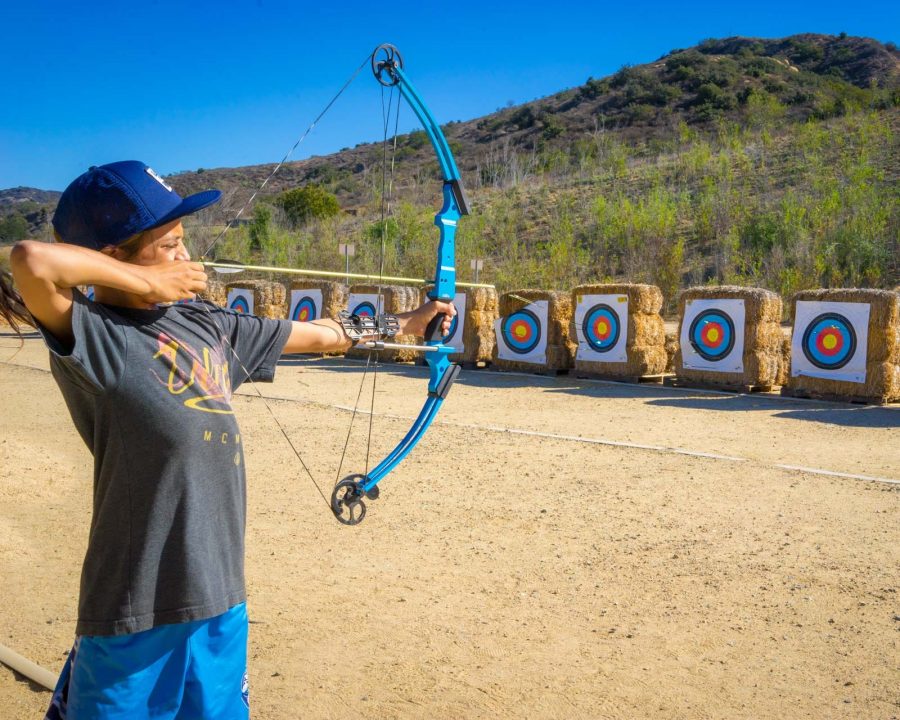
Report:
276,184,340,226
0,214,28,242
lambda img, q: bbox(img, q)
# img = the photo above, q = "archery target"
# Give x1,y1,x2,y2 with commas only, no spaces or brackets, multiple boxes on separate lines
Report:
689,310,735,361
442,292,467,349
792,301,870,383
495,300,548,364
680,298,745,372
227,288,254,315
348,293,383,319
575,294,628,362
289,288,322,323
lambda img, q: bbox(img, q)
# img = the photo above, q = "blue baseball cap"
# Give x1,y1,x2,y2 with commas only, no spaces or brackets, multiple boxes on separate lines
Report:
52,160,222,250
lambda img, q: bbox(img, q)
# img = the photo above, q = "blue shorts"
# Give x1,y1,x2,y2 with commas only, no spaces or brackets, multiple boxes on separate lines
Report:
45,603,249,720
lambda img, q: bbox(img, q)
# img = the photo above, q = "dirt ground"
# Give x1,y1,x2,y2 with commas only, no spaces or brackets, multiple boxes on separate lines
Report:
0,334,897,719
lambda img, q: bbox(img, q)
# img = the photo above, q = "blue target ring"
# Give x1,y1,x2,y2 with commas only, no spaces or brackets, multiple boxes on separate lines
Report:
229,295,251,314
501,309,542,355
802,312,856,370
688,309,736,362
582,304,621,353
292,296,317,322
351,300,377,317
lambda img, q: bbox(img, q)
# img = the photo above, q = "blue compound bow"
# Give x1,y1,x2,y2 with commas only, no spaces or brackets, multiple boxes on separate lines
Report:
330,44,470,525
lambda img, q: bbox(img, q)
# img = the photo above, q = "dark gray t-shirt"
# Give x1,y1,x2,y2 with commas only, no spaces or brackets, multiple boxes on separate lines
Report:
40,290,291,636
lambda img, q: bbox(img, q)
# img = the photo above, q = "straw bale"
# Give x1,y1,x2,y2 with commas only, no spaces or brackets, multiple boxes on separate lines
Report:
204,278,228,307
673,286,784,388
467,286,499,312
631,313,665,348
288,279,347,321
463,309,498,363
493,290,574,372
784,288,900,402
776,333,792,386
664,332,679,374
225,280,286,319
678,285,782,322
498,290,573,347
570,284,668,378
572,283,663,315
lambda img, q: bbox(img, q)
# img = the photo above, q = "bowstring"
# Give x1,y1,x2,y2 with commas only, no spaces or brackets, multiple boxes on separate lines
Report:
189,53,372,511
200,56,370,262
365,84,403,476
332,79,402,485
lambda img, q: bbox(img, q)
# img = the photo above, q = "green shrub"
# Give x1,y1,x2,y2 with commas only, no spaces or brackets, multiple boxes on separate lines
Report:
276,184,341,226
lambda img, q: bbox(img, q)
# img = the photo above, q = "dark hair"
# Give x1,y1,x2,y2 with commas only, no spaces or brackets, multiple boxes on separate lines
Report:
0,268,33,337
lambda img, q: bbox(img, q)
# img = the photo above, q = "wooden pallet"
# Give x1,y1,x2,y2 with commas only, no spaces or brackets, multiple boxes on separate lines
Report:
575,372,670,385
780,387,893,406
666,377,775,394
495,366,570,378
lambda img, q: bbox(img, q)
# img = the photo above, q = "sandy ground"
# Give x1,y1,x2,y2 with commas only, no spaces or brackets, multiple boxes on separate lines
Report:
0,334,897,719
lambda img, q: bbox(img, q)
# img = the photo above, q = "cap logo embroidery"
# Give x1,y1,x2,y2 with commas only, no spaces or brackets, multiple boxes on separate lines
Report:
145,167,174,192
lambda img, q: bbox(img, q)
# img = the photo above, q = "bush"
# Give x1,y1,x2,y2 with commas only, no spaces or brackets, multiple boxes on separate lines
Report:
0,214,28,243
276,185,340,226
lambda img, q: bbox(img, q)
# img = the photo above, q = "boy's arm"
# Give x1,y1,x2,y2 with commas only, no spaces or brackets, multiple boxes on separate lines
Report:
282,300,456,355
10,240,206,344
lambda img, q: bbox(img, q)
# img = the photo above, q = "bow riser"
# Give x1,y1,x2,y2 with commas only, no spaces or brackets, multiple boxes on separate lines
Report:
428,182,461,304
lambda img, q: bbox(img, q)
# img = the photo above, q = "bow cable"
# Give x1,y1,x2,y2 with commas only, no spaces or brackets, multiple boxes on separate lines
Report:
188,53,373,511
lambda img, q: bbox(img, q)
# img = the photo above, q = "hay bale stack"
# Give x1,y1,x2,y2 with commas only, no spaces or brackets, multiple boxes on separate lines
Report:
419,285,499,364
777,330,792,387
493,289,574,373
784,288,899,403
225,280,286,319
346,284,418,362
204,278,228,307
675,286,785,389
288,279,347,321
570,283,668,379
664,332,679,374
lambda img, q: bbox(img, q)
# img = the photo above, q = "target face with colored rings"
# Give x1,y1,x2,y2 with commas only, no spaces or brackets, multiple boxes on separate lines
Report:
230,296,251,314
582,304,621,353
801,312,857,370
501,309,542,355
351,301,377,317
292,296,317,322
688,309,736,361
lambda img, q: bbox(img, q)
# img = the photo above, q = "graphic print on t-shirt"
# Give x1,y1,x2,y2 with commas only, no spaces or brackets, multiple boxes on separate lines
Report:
152,331,235,414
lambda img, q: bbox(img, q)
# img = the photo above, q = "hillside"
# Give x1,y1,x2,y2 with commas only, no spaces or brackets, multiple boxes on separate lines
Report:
3,33,898,304
166,34,898,207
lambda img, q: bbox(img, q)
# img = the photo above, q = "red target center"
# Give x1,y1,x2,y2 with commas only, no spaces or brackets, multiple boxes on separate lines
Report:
700,322,724,348
592,318,611,340
816,328,843,356
510,321,533,342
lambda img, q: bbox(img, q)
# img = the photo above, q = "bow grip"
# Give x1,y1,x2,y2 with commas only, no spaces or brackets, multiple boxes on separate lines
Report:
424,312,447,342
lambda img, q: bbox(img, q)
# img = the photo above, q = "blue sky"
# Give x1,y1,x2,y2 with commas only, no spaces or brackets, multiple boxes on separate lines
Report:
1,1,896,190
